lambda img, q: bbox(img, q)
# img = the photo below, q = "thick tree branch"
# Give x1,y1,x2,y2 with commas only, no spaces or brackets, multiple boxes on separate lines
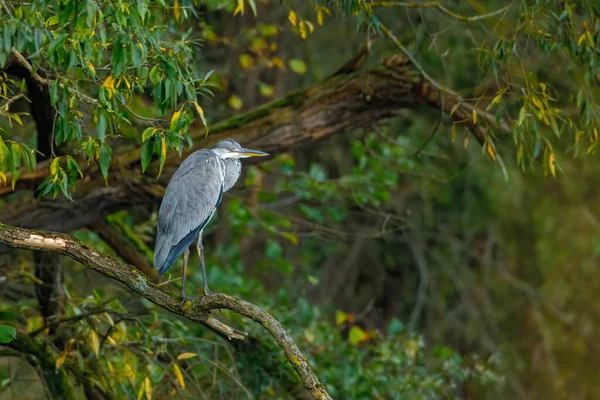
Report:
0,223,332,400
1,54,506,231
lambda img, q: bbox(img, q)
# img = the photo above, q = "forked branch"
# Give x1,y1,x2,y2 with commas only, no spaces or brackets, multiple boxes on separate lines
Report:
0,223,332,400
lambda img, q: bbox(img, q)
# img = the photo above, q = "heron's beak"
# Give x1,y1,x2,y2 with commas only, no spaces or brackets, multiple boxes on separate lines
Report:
239,148,269,157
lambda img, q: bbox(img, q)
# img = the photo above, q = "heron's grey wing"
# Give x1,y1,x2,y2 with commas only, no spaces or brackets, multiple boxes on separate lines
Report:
153,150,224,275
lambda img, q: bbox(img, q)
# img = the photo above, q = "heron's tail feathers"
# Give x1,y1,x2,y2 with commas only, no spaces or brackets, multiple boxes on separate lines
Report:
153,234,171,275
154,227,201,276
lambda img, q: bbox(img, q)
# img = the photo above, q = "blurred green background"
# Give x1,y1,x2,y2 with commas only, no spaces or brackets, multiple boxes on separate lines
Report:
1,1,600,399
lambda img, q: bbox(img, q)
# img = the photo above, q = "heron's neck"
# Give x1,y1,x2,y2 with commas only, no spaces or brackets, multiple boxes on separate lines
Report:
222,158,242,192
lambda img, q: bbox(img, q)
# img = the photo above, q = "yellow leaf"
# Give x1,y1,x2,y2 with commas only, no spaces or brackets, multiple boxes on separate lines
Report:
348,326,369,345
50,157,60,176
103,75,115,89
46,15,58,26
239,54,254,69
234,0,244,16
578,32,586,46
174,0,181,22
304,20,314,33
486,141,496,161
451,124,456,143
103,75,115,99
191,102,204,117
120,77,131,90
594,127,598,140
449,103,459,116
89,330,100,357
86,61,96,75
144,377,152,400
136,382,145,400
0,171,6,186
288,10,297,27
126,363,136,385
172,363,185,389
531,96,543,111
335,310,355,325
317,9,323,26
171,109,182,126
55,352,67,369
299,22,307,39
271,56,284,69
586,31,594,47
281,232,298,245
176,352,197,360
549,153,556,177
517,144,524,165
463,132,468,149
161,137,167,159
472,109,477,125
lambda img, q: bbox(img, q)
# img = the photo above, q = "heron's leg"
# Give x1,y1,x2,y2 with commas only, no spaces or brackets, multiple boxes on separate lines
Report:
179,248,194,310
197,232,212,295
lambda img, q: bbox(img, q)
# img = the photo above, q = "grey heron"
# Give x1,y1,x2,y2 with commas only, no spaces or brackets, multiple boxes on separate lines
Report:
153,139,268,307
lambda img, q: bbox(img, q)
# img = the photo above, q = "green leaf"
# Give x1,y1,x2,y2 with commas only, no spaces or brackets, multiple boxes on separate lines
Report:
37,179,53,198
10,143,21,188
247,0,257,16
387,318,404,335
112,38,127,76
228,95,243,110
60,170,72,200
265,239,283,259
258,81,274,97
137,0,148,22
66,156,82,188
97,111,107,142
141,139,153,173
0,135,7,165
0,325,16,344
50,80,60,106
87,0,97,28
149,64,160,84
298,204,324,223
348,326,369,346
141,127,155,142
48,33,68,54
157,137,166,177
132,42,143,68
99,144,112,181
34,28,43,52
289,59,307,75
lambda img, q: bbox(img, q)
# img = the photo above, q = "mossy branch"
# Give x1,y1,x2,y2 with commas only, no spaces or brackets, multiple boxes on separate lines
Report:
0,223,332,400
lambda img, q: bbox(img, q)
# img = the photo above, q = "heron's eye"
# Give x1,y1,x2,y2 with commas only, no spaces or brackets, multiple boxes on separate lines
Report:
227,147,233,151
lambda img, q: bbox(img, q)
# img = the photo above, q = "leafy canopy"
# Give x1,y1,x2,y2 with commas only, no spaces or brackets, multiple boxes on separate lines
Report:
1,0,214,196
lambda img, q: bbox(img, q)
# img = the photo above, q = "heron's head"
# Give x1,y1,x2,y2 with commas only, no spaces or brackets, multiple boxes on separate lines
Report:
211,139,269,159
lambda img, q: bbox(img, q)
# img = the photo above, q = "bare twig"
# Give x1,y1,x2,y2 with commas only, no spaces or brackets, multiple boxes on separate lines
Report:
370,1,509,22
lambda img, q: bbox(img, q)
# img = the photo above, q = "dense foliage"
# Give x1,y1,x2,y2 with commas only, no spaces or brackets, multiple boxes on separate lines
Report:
1,0,600,399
